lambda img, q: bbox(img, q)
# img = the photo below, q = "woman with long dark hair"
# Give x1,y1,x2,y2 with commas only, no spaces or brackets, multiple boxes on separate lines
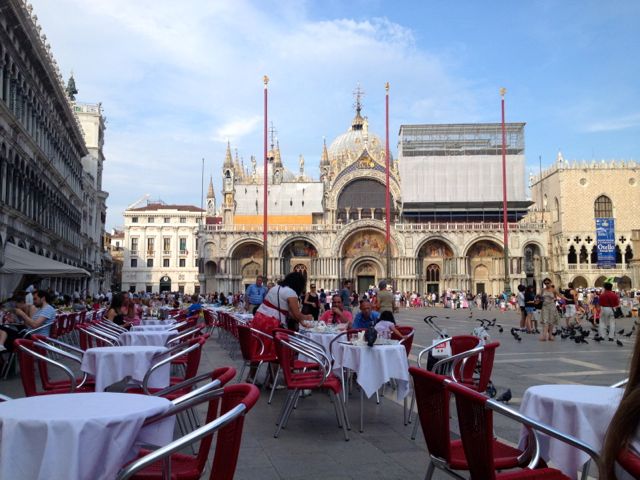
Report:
106,293,131,328
601,332,640,478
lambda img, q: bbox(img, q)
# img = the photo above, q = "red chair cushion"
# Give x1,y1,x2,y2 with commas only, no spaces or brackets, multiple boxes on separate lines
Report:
497,468,571,479
447,439,523,470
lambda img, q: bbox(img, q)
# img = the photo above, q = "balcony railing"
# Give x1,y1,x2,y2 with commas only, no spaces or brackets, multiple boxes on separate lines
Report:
147,250,155,256
200,221,548,233
163,250,171,255
130,250,138,256
567,263,626,271
179,250,188,255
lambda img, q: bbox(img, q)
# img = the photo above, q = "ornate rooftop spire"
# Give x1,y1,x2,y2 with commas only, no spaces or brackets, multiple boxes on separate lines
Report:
224,141,233,167
207,176,215,198
274,140,282,166
66,72,78,101
351,83,365,131
320,137,329,166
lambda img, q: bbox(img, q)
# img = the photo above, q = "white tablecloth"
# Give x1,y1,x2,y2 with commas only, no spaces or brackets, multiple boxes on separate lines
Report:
81,346,170,392
141,318,176,326
0,392,175,480
299,330,341,362
131,324,176,332
232,313,253,324
119,330,174,346
333,343,409,399
519,384,623,479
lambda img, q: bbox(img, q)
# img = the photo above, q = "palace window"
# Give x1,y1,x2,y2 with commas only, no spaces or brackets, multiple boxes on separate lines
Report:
132,217,138,223
130,258,137,268
179,259,186,268
594,195,613,218
147,258,154,267
163,259,170,267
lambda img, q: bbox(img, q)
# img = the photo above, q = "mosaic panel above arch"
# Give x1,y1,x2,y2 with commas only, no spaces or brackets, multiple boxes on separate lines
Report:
341,229,397,258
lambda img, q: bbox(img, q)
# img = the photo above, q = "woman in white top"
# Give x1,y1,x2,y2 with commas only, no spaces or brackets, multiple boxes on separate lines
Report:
252,271,313,344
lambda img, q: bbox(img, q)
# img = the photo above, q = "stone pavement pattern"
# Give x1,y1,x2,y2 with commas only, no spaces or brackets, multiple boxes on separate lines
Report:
0,307,634,479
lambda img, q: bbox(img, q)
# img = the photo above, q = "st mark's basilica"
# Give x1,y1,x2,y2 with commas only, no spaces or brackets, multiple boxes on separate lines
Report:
197,97,552,296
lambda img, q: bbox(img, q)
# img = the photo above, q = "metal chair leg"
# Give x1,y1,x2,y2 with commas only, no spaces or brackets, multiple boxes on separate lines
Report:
268,366,281,405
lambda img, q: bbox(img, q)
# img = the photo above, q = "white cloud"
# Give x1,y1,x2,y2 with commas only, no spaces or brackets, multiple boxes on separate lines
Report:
29,0,482,228
585,113,640,132
213,116,262,143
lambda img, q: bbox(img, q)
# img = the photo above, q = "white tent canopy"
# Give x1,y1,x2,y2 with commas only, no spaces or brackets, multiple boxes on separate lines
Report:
0,243,90,278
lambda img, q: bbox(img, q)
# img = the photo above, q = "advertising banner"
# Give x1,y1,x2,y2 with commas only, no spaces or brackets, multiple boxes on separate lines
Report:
595,218,616,268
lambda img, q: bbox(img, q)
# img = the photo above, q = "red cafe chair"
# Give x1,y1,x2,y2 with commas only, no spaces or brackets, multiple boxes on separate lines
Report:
409,366,523,479
447,380,600,479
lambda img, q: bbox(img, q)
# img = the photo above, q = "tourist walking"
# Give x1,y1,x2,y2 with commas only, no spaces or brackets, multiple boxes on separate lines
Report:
539,278,559,341
598,282,620,342
246,275,268,314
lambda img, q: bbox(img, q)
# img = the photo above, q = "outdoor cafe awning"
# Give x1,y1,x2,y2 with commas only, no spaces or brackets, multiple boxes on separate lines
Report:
0,243,90,278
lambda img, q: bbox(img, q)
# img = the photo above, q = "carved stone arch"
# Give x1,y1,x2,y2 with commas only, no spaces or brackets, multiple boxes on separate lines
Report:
227,236,263,259
414,235,459,258
347,255,386,281
332,219,404,257
203,241,215,259
522,240,546,258
278,235,320,258
462,235,504,257
327,169,401,212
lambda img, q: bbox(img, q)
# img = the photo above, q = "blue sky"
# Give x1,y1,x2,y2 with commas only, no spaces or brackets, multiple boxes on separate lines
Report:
29,0,640,228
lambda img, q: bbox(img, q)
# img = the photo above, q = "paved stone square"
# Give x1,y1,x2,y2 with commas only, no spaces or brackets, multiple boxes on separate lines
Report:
0,308,634,479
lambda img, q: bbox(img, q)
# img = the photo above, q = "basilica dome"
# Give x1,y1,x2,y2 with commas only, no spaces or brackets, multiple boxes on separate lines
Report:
327,108,388,169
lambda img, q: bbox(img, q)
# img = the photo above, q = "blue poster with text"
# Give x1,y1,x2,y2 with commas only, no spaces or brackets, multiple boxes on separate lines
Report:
595,218,616,268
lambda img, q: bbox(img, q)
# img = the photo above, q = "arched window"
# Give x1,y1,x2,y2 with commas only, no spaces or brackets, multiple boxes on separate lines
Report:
553,198,559,222
567,245,577,264
426,264,440,282
594,195,613,218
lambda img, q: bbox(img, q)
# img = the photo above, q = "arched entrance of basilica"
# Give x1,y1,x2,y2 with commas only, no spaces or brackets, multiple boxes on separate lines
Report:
230,241,263,292
417,239,454,295
466,239,504,295
280,239,317,287
340,229,393,294
350,258,383,295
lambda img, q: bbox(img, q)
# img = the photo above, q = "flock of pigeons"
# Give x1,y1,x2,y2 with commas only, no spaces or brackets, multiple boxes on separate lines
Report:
462,314,638,404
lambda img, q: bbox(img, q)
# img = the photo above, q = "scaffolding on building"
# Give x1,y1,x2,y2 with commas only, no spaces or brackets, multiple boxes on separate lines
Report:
398,123,525,157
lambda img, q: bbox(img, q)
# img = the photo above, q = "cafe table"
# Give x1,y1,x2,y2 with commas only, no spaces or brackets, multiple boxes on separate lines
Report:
519,384,624,479
119,330,175,347
81,345,170,392
0,392,175,480
332,340,409,432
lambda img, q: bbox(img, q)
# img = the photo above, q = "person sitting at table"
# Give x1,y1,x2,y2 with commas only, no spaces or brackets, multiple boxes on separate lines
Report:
352,300,380,329
374,311,406,340
105,293,132,329
601,327,640,478
187,294,203,315
319,294,353,326
0,290,56,352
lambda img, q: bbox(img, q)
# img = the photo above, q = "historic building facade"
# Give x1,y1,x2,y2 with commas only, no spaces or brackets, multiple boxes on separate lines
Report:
121,203,204,294
76,101,111,293
0,0,109,297
529,152,639,290
199,102,550,296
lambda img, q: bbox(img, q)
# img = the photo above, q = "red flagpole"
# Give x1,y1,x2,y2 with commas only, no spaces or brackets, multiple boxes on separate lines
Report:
263,75,269,278
500,87,510,293
385,82,391,280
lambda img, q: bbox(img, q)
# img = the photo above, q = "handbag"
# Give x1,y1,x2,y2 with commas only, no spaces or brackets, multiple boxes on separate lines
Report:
614,307,624,319
364,325,378,347
431,338,452,359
